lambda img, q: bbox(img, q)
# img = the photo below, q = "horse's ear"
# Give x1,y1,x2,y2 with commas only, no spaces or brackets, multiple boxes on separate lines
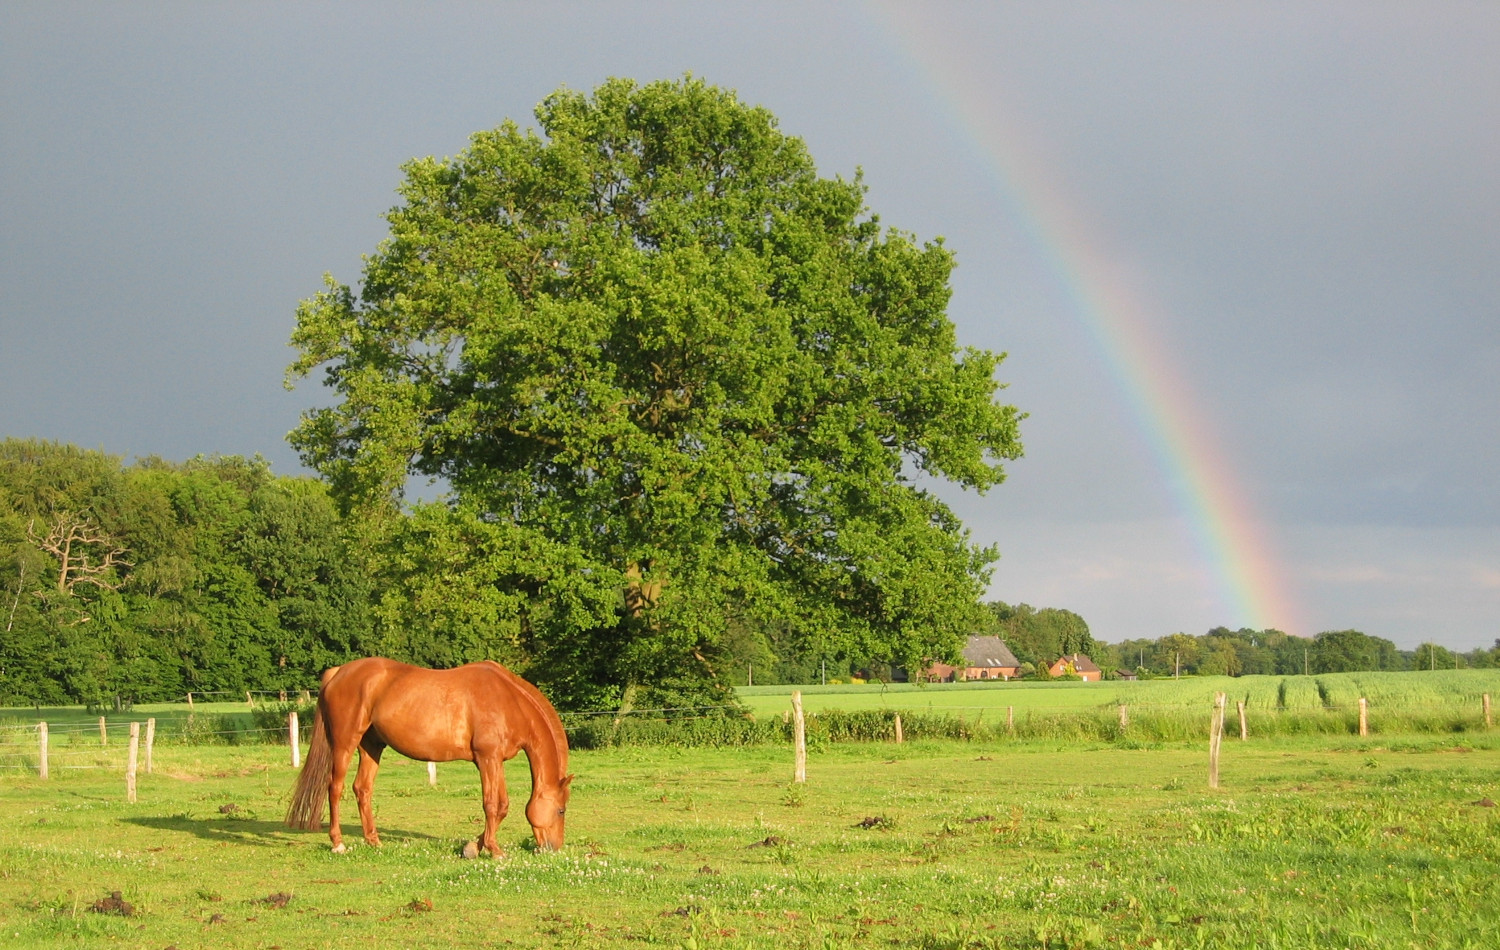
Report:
562,773,574,788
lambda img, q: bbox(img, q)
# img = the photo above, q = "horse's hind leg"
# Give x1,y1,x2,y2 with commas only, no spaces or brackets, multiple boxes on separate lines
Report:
475,754,510,857
326,735,360,853
353,737,386,847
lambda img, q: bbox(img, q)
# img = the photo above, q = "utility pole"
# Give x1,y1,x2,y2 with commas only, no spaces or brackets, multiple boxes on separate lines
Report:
821,659,826,686
1175,651,1180,679
748,662,752,686
1304,648,1309,676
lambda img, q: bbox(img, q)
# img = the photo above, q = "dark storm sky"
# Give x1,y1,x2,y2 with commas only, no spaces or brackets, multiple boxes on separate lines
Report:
2,2,1496,647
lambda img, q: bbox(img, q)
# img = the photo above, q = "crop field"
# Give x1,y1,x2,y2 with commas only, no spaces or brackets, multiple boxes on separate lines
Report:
2,710,1499,948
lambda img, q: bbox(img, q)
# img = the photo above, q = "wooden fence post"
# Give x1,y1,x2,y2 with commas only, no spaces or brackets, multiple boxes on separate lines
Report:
1209,692,1226,789
99,716,107,747
1358,697,1368,737
246,691,254,709
1007,705,1014,733
289,711,300,768
127,722,140,804
145,718,155,773
186,691,193,709
428,761,437,786
1237,701,1247,741
791,691,807,783
38,722,48,780
300,689,310,704
1118,704,1128,731
1485,694,1492,729
894,714,904,744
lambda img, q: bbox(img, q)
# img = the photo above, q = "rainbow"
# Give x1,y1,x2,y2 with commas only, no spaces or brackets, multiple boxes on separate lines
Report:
865,6,1303,634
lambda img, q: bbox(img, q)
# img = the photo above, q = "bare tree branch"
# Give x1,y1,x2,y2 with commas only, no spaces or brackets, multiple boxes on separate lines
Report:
26,512,132,593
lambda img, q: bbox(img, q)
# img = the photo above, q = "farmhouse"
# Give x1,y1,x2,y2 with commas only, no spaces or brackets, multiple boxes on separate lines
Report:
927,636,1022,682
1048,653,1102,682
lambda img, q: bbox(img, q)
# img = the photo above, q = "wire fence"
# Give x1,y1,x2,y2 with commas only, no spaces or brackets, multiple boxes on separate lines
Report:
0,689,1493,775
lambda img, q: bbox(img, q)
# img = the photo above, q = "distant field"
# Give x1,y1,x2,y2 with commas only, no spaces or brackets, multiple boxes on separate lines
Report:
736,669,1500,718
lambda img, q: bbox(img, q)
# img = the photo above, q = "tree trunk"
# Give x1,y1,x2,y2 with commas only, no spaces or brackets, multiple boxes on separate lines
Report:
612,682,639,735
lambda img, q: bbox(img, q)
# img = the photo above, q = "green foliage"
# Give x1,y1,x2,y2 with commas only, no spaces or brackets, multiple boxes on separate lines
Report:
0,439,374,704
567,711,781,750
285,77,1023,710
1099,626,1420,679
249,699,318,738
1312,628,1400,673
983,601,1094,664
174,711,257,745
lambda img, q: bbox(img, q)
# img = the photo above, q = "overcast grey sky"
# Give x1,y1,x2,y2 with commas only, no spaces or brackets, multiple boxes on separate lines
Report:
2,3,1496,649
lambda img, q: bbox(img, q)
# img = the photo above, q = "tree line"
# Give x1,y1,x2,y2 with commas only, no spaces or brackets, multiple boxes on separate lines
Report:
0,440,375,707
0,439,995,706
1096,626,1500,677
3,438,1492,708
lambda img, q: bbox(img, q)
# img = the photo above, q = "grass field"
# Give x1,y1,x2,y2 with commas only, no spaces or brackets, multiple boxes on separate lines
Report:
736,669,1500,718
2,724,1499,948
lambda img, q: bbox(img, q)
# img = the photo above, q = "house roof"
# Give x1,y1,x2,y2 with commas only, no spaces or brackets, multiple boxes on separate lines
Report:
962,636,1020,669
1052,653,1101,673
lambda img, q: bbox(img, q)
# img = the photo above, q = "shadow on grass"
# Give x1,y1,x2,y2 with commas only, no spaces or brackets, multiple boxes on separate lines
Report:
122,814,437,847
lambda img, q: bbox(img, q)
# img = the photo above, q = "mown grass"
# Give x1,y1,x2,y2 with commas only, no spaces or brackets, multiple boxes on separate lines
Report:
2,728,1499,948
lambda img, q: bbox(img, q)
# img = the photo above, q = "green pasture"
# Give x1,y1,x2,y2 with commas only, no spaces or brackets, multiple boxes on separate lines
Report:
737,669,1500,717
3,725,1499,948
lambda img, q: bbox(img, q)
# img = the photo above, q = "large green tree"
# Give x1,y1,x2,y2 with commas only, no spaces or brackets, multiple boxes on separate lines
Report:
286,77,1023,708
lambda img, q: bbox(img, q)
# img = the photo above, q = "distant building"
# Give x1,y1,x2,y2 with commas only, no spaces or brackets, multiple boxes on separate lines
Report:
927,636,1022,682
1048,653,1102,682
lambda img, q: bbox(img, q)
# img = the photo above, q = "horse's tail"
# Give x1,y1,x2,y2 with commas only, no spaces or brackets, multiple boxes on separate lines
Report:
285,698,332,830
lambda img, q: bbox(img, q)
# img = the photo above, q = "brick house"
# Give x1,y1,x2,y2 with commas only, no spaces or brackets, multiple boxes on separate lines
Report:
1048,653,1102,682
927,636,1022,682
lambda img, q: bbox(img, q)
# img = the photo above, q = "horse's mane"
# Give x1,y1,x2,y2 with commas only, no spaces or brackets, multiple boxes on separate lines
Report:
491,662,568,775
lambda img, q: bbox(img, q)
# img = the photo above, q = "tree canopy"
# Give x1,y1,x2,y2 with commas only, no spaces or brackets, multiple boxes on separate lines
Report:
0,439,373,707
286,77,1024,708
983,601,1096,665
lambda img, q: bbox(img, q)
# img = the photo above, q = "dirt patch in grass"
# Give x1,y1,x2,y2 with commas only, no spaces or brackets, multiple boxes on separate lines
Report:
89,891,134,916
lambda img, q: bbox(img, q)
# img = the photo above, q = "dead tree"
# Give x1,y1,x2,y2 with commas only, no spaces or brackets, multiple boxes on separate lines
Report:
26,512,131,594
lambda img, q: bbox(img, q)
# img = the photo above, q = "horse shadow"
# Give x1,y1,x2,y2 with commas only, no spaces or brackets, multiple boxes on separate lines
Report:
121,813,438,848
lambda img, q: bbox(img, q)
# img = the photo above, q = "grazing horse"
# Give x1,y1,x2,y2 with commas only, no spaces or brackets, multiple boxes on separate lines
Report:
285,658,572,855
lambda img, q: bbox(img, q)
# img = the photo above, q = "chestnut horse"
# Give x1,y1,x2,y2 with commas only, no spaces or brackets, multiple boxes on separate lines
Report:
285,658,572,855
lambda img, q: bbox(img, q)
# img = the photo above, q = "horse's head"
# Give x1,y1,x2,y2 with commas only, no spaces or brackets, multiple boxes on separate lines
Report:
526,772,573,851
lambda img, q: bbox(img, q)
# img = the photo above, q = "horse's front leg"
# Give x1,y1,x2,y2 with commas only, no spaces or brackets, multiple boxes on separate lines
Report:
475,754,510,858
353,738,386,847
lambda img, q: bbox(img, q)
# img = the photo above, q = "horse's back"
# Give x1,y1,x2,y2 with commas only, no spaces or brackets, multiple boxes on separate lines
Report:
316,658,558,763
344,660,528,762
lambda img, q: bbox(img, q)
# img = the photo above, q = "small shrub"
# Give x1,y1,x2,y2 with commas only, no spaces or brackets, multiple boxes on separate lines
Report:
175,713,252,746
250,701,317,740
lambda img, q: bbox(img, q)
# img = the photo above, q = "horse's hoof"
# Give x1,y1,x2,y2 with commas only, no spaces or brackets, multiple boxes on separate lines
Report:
331,843,347,854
